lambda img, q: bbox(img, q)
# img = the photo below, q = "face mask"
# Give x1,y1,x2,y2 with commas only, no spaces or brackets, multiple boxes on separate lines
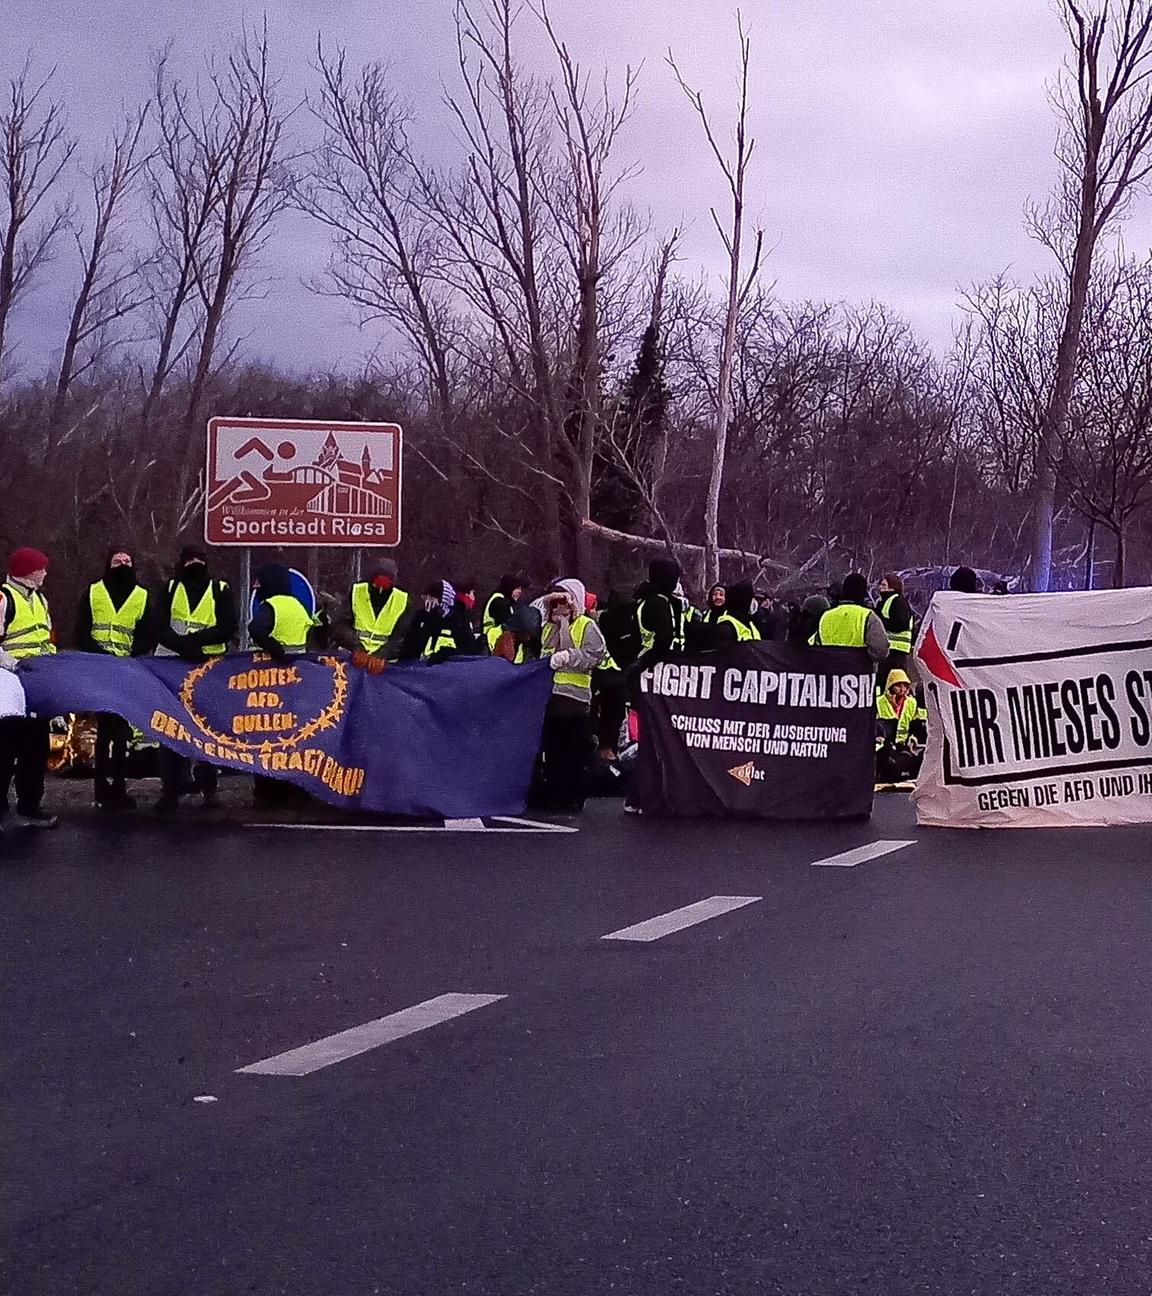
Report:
372,575,394,591
21,570,47,590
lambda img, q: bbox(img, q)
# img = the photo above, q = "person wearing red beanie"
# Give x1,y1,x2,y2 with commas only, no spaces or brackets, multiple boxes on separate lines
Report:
0,547,57,829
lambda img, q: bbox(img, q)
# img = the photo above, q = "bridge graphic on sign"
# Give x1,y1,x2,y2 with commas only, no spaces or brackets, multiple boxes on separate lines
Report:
205,418,402,546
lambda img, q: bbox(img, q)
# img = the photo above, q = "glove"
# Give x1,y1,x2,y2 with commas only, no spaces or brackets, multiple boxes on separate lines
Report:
352,650,386,675
0,650,18,672
549,649,574,672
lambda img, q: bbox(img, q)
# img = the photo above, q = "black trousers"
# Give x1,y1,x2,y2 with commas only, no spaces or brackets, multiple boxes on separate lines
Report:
876,742,923,784
0,715,50,815
94,714,130,798
535,699,592,811
158,747,219,801
591,670,628,754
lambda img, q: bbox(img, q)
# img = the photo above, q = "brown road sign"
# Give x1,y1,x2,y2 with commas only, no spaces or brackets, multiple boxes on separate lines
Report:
205,417,402,547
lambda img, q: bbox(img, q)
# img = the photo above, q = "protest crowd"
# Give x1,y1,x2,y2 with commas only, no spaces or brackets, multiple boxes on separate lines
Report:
0,543,991,829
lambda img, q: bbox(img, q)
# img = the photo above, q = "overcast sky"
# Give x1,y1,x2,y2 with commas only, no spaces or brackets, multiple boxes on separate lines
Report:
6,0,1131,379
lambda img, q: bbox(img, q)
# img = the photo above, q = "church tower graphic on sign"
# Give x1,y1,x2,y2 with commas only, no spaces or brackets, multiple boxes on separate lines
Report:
308,432,394,519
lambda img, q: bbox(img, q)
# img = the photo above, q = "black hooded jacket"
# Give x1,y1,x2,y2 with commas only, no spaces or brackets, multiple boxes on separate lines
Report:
636,558,683,669
715,583,756,646
150,547,238,660
249,564,309,660
74,549,151,655
483,574,524,630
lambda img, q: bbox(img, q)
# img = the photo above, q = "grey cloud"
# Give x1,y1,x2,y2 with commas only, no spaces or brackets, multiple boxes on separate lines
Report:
2,0,1103,373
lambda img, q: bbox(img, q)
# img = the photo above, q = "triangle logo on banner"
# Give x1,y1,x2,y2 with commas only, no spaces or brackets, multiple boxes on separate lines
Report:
917,624,964,688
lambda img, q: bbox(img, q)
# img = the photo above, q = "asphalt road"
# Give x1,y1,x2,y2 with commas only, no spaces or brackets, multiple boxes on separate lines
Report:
5,796,1152,1295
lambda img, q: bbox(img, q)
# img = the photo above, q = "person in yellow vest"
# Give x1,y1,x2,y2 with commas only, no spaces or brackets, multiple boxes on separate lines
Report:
75,546,151,812
482,574,526,635
334,558,414,661
486,604,541,663
151,546,238,814
714,582,763,645
809,572,890,663
875,668,928,785
400,581,479,660
248,564,317,810
248,563,316,659
0,547,57,828
533,578,606,813
636,558,686,669
874,572,915,690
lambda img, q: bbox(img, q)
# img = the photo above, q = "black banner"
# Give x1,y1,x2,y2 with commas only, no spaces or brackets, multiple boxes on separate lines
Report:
634,642,877,819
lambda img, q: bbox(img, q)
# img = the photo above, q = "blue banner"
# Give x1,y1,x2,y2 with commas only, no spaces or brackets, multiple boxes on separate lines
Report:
19,652,554,817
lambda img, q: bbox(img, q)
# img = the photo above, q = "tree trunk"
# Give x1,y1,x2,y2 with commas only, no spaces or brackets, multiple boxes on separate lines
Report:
1114,522,1126,588
1083,517,1095,590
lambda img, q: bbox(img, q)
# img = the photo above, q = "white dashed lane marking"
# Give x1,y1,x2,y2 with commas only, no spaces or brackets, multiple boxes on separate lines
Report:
236,993,508,1077
810,840,916,868
601,895,762,943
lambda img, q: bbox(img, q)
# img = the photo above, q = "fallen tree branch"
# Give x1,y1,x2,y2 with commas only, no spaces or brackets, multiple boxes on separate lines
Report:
581,519,840,594
770,538,840,595
582,517,785,569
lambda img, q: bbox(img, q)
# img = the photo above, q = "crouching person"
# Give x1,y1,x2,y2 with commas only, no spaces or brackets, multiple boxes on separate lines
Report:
875,669,928,786
533,579,606,813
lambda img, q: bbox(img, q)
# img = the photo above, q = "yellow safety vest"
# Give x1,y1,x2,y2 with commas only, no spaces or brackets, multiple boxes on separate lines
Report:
718,613,762,642
878,594,914,655
482,592,507,634
638,594,686,655
264,594,314,654
351,583,409,653
810,604,871,648
422,620,457,658
877,693,927,746
485,624,526,663
2,583,55,658
89,581,147,656
542,615,594,691
169,580,229,656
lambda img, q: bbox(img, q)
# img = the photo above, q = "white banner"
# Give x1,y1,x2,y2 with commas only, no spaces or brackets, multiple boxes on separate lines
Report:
913,589,1152,828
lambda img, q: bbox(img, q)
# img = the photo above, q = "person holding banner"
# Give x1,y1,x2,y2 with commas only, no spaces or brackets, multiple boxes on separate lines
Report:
248,564,317,658
75,546,151,812
401,581,479,661
151,546,238,814
334,558,413,661
875,669,928,785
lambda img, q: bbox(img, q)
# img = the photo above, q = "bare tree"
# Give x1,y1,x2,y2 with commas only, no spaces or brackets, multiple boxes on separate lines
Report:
668,14,765,587
1059,253,1152,583
53,107,149,419
302,44,457,427
539,1,640,572
0,62,75,377
1026,0,1152,590
144,26,292,433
